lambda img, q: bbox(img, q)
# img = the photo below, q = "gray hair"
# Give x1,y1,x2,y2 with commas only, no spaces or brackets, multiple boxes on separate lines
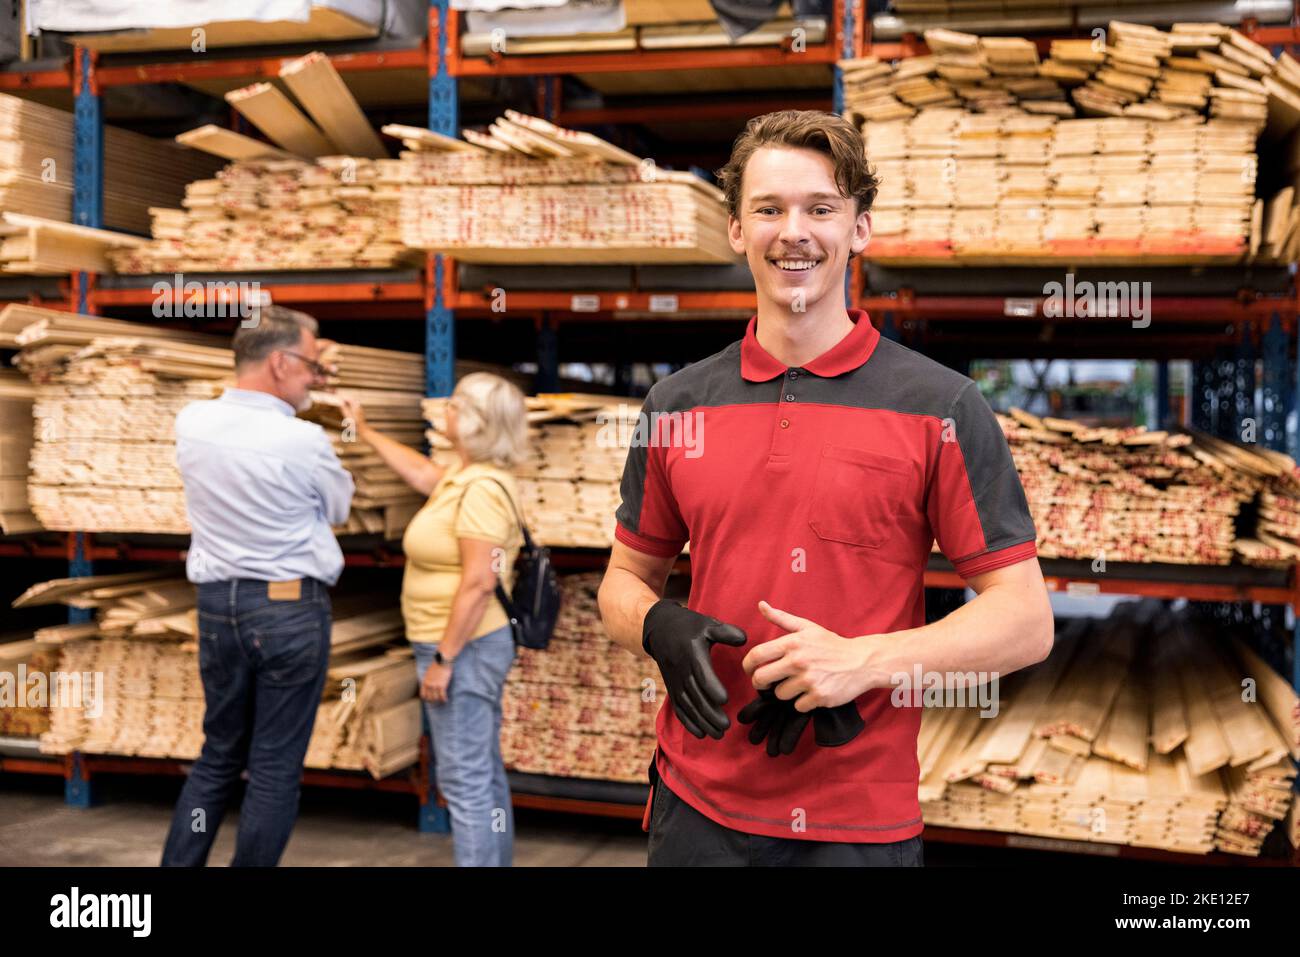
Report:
455,372,528,469
232,305,319,369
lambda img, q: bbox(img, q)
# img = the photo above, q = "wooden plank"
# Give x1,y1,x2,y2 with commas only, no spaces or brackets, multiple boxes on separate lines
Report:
174,124,294,162
279,52,387,159
225,82,334,158
71,6,378,52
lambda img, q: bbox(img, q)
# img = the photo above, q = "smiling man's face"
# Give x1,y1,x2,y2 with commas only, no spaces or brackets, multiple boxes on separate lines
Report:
728,146,871,316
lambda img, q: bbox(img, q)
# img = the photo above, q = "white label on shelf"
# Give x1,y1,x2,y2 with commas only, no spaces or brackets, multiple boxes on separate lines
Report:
570,295,600,313
1004,298,1036,317
649,294,678,313
1065,581,1101,597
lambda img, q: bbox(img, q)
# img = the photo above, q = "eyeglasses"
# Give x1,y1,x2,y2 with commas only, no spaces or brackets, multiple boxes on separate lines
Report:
279,350,330,379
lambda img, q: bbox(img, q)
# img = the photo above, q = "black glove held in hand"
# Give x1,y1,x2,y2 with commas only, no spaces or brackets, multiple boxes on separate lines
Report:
738,687,866,756
643,599,746,739
737,687,813,756
813,702,866,747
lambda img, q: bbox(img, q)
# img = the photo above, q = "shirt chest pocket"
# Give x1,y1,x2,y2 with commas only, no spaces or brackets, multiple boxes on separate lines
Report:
807,444,913,549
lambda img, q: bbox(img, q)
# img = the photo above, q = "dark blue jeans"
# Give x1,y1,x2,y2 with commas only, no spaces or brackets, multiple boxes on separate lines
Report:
161,578,331,867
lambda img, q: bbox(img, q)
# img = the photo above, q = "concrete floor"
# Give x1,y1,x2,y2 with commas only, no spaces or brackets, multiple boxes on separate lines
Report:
0,774,648,867
2,773,1159,867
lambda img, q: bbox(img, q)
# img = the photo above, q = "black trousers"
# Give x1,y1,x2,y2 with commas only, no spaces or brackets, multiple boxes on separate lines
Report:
647,775,925,867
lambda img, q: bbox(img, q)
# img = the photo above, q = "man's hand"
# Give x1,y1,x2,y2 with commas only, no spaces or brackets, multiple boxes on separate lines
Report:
742,601,876,711
643,599,746,740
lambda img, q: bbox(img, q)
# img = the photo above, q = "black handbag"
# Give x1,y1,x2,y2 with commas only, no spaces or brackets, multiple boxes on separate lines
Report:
460,476,561,650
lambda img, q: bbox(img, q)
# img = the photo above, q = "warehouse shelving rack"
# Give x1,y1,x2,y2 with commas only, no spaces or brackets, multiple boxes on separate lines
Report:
1,1,1300,862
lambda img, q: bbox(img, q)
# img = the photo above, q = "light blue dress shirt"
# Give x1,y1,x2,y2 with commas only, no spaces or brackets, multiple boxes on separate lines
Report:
175,388,355,586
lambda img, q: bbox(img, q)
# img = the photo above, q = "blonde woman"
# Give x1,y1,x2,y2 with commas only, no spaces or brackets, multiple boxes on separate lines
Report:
340,373,527,867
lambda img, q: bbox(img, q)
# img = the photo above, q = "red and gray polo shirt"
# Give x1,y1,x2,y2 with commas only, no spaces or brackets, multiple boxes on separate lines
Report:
615,307,1037,843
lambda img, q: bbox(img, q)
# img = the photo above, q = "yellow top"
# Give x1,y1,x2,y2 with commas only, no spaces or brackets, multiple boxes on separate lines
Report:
400,460,523,644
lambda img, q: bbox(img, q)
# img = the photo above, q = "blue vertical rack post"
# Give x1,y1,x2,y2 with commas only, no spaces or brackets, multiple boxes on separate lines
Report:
66,44,102,808
420,0,455,834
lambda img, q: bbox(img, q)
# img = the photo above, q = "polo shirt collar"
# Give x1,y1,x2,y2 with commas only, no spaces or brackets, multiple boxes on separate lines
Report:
220,387,296,418
740,308,880,382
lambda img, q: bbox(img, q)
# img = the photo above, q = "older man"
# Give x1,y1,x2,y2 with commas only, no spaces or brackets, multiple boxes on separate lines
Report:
162,305,354,867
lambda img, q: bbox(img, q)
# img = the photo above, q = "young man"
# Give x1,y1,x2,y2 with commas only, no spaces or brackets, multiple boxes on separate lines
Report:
598,111,1054,866
162,305,354,867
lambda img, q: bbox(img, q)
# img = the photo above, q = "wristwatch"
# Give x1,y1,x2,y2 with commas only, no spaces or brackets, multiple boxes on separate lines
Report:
433,648,456,666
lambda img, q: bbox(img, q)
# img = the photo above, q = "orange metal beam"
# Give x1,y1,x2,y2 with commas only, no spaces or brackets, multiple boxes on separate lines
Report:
95,46,427,87
90,280,425,309
451,289,756,314
452,45,838,77
858,294,1297,323
0,63,73,90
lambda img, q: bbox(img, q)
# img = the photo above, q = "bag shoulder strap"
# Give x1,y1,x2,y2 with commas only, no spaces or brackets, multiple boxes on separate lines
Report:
455,474,533,551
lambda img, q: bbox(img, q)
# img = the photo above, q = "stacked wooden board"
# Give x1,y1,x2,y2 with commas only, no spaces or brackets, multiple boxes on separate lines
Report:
3,305,426,538
109,155,419,273
460,5,823,58
0,633,58,737
999,408,1300,566
501,572,665,783
844,24,1285,264
396,111,736,264
0,369,38,534
0,213,145,276
0,92,221,235
307,642,422,778
919,603,1297,856
28,572,420,777
423,392,641,548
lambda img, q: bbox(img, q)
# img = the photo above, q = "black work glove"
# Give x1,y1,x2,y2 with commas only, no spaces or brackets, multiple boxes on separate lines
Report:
643,599,746,740
737,687,812,756
738,687,866,756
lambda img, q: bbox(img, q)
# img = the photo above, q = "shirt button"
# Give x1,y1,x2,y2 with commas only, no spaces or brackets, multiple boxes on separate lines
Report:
785,394,795,401
780,418,790,428
788,370,799,379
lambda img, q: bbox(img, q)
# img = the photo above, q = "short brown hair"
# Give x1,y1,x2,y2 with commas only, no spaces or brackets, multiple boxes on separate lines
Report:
716,110,878,218
232,304,319,368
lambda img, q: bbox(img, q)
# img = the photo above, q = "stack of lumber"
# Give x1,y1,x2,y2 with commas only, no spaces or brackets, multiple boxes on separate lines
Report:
998,407,1300,566
109,156,418,273
501,572,664,783
112,51,428,273
460,7,823,57
423,393,641,548
0,213,145,275
919,604,1297,856
17,571,203,758
0,370,38,534
3,305,425,538
0,634,58,737
27,572,417,775
49,3,410,53
845,24,1286,264
0,92,221,235
307,644,421,779
395,111,735,264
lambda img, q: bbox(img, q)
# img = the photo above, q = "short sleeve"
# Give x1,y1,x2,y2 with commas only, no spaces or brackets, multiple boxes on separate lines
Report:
614,384,689,557
455,481,514,545
927,381,1037,579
